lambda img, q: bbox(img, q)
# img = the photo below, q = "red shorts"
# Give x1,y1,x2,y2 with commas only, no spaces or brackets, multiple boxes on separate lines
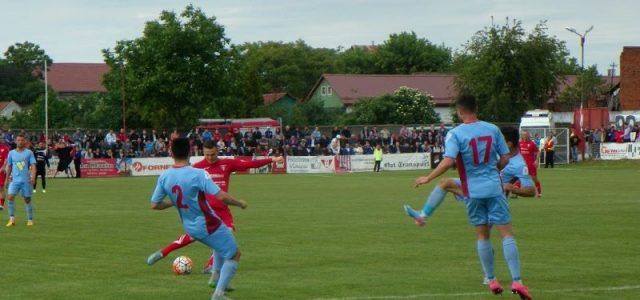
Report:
207,194,235,230
526,163,537,177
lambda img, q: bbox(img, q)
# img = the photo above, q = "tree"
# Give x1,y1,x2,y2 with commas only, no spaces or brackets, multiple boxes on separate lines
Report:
345,87,440,125
0,42,52,106
454,19,578,122
339,46,377,74
102,5,238,129
238,41,341,102
558,66,608,108
4,41,52,72
376,31,452,74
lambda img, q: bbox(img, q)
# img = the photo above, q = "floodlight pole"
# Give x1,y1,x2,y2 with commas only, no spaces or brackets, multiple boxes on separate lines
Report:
565,26,593,129
44,59,49,145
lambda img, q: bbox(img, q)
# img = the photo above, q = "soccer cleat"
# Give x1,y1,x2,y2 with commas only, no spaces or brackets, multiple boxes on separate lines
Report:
6,219,16,227
483,277,490,285
211,295,231,300
33,189,36,193
203,265,213,274
0,205,3,211
42,190,46,193
511,282,532,300
27,220,34,226
488,279,504,295
403,205,426,226
146,251,164,265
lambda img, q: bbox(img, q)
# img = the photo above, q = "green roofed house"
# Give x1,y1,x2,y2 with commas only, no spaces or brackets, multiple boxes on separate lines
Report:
263,92,297,109
305,74,457,123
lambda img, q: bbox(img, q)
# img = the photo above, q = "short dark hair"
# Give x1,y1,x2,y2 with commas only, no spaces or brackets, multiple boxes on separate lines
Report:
171,138,190,160
203,140,218,149
16,133,26,139
455,94,478,113
500,126,519,146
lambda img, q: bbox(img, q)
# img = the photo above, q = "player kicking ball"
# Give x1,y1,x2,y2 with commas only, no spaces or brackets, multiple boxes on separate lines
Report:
402,95,533,300
150,138,247,300
5,134,37,227
147,140,283,290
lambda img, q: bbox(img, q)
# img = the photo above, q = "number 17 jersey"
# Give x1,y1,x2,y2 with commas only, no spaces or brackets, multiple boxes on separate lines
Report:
151,166,223,240
444,121,509,198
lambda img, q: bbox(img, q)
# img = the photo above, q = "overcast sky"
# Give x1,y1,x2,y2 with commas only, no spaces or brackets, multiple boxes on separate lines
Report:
1,0,637,74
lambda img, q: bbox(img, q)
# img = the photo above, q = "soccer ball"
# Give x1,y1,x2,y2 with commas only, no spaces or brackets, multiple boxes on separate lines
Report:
172,256,193,275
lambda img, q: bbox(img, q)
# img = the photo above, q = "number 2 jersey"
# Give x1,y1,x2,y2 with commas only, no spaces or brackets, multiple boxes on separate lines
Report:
151,166,223,240
444,121,509,198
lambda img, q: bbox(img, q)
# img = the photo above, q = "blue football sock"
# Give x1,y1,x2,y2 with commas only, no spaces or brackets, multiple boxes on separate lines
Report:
214,251,224,273
8,201,15,217
477,239,495,280
214,259,238,296
502,237,521,281
26,203,33,220
422,186,446,216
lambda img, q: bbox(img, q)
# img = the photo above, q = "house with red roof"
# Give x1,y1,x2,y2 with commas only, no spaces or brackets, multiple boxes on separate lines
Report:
305,74,457,122
47,63,109,96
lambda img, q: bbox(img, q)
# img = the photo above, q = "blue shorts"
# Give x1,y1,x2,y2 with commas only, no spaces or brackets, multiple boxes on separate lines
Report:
8,181,32,198
197,225,238,260
464,195,511,226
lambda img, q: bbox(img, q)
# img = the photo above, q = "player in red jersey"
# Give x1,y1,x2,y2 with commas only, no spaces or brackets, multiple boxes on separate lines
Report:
147,140,284,274
0,136,10,210
518,131,541,197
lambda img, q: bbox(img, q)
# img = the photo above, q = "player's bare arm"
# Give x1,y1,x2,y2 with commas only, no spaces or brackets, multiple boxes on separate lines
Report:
497,155,509,170
415,157,455,187
151,199,173,210
504,184,535,197
29,165,36,186
216,191,247,209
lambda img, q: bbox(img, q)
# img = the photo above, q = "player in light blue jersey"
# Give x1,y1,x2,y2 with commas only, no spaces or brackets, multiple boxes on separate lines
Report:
150,138,247,300
5,134,36,227
403,95,532,300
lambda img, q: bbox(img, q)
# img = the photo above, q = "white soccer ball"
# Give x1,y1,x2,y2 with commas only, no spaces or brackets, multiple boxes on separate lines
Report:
172,256,193,275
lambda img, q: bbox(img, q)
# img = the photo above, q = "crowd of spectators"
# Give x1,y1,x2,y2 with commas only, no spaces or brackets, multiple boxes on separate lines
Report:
6,123,636,161
0,124,451,160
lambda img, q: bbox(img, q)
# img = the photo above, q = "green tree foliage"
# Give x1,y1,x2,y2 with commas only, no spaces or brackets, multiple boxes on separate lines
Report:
4,41,52,72
454,19,578,122
345,87,440,125
558,66,608,107
376,31,452,74
339,46,377,74
102,5,239,129
0,42,52,106
238,40,341,101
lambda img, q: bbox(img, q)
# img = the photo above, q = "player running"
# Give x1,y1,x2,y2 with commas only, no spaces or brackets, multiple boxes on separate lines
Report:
0,135,10,210
147,140,283,278
150,138,246,300
5,134,37,227
403,95,532,300
519,131,541,197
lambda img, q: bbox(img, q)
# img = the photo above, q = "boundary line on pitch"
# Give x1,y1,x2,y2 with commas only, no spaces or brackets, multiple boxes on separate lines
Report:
313,284,640,300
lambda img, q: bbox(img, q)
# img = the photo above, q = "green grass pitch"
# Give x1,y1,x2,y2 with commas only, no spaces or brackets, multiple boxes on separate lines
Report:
1,161,639,299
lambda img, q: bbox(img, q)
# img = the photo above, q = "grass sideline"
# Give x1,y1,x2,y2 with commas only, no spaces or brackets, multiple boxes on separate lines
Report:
0,160,639,299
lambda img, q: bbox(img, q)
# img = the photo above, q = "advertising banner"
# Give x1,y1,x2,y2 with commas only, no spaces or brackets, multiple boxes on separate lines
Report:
286,156,335,174
80,158,118,177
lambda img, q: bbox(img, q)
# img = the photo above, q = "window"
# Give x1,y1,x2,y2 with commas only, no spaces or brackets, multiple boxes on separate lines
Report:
321,86,327,95
327,87,333,95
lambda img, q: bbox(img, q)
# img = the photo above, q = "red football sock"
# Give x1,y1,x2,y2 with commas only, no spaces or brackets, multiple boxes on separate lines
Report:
160,234,195,257
535,182,542,194
0,198,4,206
204,255,214,268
